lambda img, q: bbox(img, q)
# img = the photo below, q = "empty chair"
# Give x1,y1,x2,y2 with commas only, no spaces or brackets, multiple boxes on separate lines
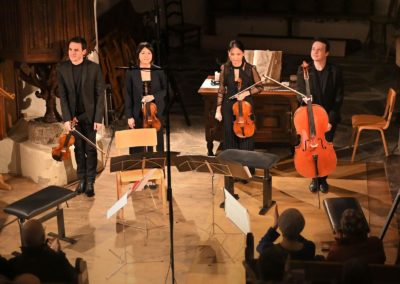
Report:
350,88,397,162
114,128,166,219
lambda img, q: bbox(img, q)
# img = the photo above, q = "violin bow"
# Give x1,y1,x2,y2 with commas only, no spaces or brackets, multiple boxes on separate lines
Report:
261,74,308,100
71,128,106,155
228,76,269,100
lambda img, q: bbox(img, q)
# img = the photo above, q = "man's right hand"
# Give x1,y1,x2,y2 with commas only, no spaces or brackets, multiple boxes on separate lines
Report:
128,118,135,129
215,110,222,122
302,96,312,104
64,121,72,132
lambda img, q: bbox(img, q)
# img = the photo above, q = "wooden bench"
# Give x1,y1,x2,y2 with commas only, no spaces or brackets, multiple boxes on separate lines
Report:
3,186,77,244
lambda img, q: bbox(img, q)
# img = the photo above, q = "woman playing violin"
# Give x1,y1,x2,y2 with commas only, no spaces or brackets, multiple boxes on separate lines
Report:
296,38,344,193
125,42,166,152
215,40,262,151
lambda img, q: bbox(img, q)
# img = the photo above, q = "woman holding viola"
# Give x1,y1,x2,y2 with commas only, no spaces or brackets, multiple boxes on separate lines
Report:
215,40,262,151
125,42,166,153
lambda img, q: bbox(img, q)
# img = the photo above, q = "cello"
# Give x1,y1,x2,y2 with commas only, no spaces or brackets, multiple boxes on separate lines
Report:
292,62,337,178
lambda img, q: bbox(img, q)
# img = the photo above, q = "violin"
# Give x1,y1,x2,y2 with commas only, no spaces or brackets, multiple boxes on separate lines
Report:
232,78,255,138
52,118,106,161
52,118,78,161
142,101,161,131
293,62,337,178
142,81,161,131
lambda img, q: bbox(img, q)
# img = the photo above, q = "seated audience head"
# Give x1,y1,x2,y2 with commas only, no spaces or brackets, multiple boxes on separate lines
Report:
339,209,369,238
13,273,41,284
258,245,286,281
21,220,45,248
278,208,305,240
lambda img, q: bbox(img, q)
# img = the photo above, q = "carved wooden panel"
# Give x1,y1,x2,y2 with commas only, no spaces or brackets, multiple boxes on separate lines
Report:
0,0,95,63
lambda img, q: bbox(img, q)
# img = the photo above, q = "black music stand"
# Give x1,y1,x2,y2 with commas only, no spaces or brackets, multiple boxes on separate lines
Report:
106,170,164,280
109,152,177,234
380,189,400,240
174,155,251,261
174,155,252,220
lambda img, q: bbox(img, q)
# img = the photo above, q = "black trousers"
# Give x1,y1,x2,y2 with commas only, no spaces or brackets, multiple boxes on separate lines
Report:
73,119,97,182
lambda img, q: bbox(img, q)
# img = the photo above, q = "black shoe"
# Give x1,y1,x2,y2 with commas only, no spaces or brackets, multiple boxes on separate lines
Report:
75,180,86,195
148,181,158,190
85,181,95,197
319,179,329,194
309,179,318,193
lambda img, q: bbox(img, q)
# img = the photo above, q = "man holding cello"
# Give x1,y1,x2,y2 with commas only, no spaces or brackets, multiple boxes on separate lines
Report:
57,36,105,197
296,38,344,193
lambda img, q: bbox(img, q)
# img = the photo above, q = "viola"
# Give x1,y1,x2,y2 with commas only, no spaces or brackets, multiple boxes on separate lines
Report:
293,61,337,178
232,78,255,138
142,101,161,131
52,118,78,161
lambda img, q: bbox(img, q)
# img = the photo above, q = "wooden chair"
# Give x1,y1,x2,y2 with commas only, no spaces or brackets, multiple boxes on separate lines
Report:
350,88,397,162
164,0,201,49
114,128,166,219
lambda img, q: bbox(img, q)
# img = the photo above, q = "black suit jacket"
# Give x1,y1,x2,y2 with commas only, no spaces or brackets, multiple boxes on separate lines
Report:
124,65,166,122
296,62,344,125
57,59,105,124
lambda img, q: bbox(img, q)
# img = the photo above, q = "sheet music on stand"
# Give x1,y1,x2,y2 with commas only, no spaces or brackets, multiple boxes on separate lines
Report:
174,155,251,179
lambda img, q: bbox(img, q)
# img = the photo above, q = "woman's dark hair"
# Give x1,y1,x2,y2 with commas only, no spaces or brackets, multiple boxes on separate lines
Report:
68,36,87,50
225,39,246,68
228,39,245,53
136,42,154,64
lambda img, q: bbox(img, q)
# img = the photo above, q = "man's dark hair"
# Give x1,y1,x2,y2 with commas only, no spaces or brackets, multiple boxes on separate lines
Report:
68,36,87,51
312,38,330,52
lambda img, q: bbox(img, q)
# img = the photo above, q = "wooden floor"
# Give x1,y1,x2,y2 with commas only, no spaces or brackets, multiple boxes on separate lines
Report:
0,126,398,283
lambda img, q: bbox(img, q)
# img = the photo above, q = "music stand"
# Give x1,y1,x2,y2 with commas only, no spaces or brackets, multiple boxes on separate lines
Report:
174,155,251,261
106,169,164,279
110,152,177,237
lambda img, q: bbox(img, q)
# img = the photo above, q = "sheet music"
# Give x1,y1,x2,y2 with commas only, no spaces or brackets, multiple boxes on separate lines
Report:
107,192,129,219
224,189,251,234
106,169,156,218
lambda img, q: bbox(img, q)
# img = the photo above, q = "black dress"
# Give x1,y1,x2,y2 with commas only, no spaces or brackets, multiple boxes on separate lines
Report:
217,62,262,150
125,66,166,152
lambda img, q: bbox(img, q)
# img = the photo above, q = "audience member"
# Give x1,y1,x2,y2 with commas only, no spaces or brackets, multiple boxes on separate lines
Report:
257,205,315,260
13,274,41,284
0,255,10,280
341,258,372,284
8,219,77,283
327,208,386,264
257,245,286,282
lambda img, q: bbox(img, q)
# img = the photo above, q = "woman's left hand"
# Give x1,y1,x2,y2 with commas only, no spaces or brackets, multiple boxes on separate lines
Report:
142,95,155,103
237,90,250,101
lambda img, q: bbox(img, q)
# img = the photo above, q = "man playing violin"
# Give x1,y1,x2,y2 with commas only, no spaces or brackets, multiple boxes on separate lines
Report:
296,38,344,193
57,36,105,197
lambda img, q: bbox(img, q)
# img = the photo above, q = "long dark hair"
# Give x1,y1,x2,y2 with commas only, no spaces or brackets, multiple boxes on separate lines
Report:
225,39,246,67
136,42,154,65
